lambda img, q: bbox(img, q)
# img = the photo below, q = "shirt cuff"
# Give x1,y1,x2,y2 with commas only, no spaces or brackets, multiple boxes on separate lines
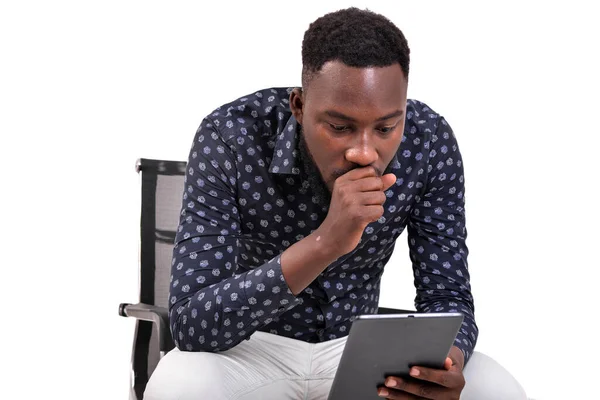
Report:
238,255,303,319
453,323,476,363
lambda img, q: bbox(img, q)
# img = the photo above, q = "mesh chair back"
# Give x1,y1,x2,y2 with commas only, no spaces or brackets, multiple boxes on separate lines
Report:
133,158,186,398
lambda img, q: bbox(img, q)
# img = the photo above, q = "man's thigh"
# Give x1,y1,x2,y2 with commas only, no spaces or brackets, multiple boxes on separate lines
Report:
305,335,347,399
305,344,528,400
461,351,528,400
144,332,311,400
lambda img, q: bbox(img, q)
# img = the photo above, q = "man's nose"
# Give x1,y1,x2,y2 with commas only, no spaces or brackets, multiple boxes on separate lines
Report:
344,131,378,167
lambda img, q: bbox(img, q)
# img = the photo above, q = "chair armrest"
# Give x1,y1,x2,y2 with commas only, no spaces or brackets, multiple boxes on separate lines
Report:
119,302,175,352
118,303,410,352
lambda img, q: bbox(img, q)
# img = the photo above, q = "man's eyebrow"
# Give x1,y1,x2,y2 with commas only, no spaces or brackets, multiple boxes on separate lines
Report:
324,110,357,122
375,109,404,122
324,109,404,123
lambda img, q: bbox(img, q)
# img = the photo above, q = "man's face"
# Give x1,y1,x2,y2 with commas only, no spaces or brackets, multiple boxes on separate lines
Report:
290,61,408,193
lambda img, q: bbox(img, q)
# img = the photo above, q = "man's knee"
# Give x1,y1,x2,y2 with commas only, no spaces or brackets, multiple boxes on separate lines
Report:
461,352,528,400
144,348,229,400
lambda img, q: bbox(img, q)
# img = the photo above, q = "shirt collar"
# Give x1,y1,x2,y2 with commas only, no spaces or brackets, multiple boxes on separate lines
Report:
268,114,302,175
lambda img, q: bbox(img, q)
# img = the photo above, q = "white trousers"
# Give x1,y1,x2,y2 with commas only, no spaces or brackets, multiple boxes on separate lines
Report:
145,331,528,400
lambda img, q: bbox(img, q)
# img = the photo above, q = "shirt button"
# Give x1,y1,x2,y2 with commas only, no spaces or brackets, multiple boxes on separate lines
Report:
278,306,286,312
317,329,324,336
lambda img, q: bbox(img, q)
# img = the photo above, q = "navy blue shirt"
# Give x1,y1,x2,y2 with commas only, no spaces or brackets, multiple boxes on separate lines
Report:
170,87,478,361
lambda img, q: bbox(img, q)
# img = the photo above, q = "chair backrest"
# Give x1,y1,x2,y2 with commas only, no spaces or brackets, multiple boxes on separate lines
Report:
133,158,186,397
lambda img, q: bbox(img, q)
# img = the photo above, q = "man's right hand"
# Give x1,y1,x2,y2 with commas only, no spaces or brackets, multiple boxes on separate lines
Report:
318,166,396,257
281,166,396,295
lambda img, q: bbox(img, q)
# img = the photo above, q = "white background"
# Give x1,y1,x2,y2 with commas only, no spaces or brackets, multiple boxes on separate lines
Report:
1,1,599,399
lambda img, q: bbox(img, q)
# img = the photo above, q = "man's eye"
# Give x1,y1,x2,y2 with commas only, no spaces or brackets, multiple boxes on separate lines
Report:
329,124,349,132
378,126,395,134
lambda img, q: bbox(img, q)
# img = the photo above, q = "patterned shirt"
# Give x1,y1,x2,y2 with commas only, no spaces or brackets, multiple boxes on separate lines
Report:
170,87,478,361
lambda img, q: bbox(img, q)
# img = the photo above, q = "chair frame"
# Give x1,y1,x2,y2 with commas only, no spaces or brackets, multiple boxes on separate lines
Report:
119,158,183,399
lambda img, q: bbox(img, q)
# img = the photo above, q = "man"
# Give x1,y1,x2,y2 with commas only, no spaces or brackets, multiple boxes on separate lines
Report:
145,7,527,400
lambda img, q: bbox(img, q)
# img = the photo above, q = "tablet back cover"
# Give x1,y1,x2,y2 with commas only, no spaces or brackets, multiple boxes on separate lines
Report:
327,313,464,400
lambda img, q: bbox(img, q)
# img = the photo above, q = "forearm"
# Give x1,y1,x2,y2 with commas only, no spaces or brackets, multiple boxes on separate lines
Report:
281,226,341,295
171,228,341,352
416,295,478,362
453,307,478,363
170,255,302,352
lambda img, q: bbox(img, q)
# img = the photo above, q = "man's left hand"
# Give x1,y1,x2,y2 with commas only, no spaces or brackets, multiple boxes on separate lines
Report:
377,346,465,399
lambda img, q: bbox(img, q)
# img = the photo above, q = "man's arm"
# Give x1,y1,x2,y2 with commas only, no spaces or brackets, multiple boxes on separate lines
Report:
407,116,478,362
169,118,306,352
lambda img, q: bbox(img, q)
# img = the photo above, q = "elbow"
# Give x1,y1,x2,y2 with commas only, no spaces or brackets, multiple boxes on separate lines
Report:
169,304,236,353
171,331,240,353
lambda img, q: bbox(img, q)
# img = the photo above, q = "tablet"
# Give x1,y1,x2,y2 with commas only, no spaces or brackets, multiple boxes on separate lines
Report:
327,312,464,400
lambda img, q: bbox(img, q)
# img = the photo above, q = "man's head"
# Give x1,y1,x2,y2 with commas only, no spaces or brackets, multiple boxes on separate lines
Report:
290,8,410,203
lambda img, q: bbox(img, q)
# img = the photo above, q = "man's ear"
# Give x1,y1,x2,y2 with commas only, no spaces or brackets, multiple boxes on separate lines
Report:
289,88,304,125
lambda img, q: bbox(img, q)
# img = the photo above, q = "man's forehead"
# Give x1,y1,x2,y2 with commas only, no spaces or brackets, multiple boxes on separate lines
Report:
310,61,405,83
304,61,407,106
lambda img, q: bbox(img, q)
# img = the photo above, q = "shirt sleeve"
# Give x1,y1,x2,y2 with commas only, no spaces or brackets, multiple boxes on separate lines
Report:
406,116,479,362
169,117,302,352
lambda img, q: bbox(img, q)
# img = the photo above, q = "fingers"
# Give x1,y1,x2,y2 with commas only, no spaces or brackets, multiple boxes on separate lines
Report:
355,190,387,206
362,205,385,223
343,165,379,181
385,377,438,399
348,173,397,193
378,386,425,399
350,176,386,192
331,167,394,226
408,364,464,389
339,166,397,185
379,376,440,399
378,366,465,398
334,166,397,196
381,173,397,191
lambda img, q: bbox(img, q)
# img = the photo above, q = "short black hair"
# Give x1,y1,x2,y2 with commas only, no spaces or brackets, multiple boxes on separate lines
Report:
301,8,410,88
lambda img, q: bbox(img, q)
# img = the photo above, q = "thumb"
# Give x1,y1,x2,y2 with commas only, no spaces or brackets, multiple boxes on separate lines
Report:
381,173,397,191
444,357,453,370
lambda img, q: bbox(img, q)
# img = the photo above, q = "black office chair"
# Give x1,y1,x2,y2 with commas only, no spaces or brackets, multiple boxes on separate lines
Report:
118,158,408,400
118,158,183,400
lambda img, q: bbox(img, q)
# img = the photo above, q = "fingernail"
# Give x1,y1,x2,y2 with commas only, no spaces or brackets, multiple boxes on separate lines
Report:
386,378,397,387
410,368,420,376
379,388,389,397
